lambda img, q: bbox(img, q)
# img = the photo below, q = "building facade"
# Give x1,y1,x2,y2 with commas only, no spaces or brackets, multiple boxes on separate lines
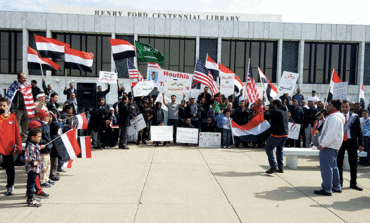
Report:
1,9,370,106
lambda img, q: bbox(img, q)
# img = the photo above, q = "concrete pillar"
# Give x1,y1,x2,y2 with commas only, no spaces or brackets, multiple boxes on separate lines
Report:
276,39,283,84
217,37,222,63
45,30,52,78
196,36,200,60
134,33,138,67
358,41,365,97
298,39,305,88
22,28,28,74
111,32,116,72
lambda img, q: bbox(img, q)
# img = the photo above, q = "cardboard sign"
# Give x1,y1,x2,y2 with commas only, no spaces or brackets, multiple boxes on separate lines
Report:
176,127,199,144
164,79,186,95
277,71,299,97
220,73,234,97
99,71,117,84
288,122,301,140
333,82,348,100
151,126,173,141
133,81,155,96
199,132,221,148
147,67,193,93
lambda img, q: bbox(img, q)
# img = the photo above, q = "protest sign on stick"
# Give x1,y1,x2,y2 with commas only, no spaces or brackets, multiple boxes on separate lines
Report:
99,71,118,84
288,122,301,140
133,81,155,96
164,79,186,95
151,126,173,141
176,127,199,144
333,82,348,100
199,132,221,148
277,71,299,97
220,73,234,97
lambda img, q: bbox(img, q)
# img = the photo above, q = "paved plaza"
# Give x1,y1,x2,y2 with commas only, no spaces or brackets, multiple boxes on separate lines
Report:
1,144,370,223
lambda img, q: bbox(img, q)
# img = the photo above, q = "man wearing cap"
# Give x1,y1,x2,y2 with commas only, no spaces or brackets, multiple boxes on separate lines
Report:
307,90,320,106
34,93,48,120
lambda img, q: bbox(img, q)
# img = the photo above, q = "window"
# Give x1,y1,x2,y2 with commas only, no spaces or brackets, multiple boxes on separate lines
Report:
221,40,277,82
0,30,22,74
137,37,196,78
199,38,218,65
303,42,358,85
28,31,46,76
52,33,111,77
115,35,134,78
282,41,298,73
364,44,370,85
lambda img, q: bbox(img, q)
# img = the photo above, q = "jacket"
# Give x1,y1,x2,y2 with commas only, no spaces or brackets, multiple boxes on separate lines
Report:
118,102,131,127
319,111,345,150
264,106,289,136
63,88,77,100
343,112,364,147
289,105,304,124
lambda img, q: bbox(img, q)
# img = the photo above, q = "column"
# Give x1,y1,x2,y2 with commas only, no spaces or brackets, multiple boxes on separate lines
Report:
217,37,222,63
134,33,138,67
45,30,52,78
276,39,283,84
358,41,365,96
22,28,28,74
196,36,200,60
298,39,305,88
111,32,116,72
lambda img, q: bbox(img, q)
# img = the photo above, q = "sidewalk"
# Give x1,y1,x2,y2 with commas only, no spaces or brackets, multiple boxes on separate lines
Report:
1,144,369,223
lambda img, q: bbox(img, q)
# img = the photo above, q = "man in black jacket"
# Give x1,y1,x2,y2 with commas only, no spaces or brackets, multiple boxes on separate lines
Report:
264,99,289,174
303,100,317,147
338,100,364,191
197,87,213,107
233,100,250,148
31,80,41,102
289,99,304,147
97,83,110,101
63,82,76,100
118,96,132,149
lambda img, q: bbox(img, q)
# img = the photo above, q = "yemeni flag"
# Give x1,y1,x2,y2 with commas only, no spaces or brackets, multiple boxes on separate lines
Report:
72,113,89,129
231,113,271,143
110,38,136,61
65,47,94,72
135,41,165,67
78,136,92,158
34,35,70,59
326,69,342,103
54,127,81,162
219,63,244,93
205,55,219,82
360,84,365,109
258,67,278,101
27,47,60,71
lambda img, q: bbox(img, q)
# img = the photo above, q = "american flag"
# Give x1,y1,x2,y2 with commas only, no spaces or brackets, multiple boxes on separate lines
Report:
148,62,161,69
11,84,36,118
193,59,220,96
127,60,144,82
246,65,259,104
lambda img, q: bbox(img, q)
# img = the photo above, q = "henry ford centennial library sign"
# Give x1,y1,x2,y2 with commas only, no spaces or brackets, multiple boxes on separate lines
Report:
50,6,282,22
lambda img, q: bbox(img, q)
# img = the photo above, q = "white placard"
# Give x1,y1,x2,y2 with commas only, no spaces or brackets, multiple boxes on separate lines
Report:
288,122,301,140
151,126,173,141
220,73,234,97
333,82,348,100
176,127,199,144
277,71,300,97
154,93,171,111
199,132,221,148
99,71,117,84
164,79,186,95
147,67,193,93
133,81,155,97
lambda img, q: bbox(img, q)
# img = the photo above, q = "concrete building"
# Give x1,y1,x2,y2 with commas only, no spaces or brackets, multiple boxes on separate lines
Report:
1,8,370,107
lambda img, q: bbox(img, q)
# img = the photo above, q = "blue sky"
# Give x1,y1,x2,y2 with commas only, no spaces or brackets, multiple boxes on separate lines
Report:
1,0,368,25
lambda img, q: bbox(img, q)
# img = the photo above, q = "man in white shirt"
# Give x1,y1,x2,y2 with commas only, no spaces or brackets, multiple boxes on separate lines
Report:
314,99,345,196
307,90,320,106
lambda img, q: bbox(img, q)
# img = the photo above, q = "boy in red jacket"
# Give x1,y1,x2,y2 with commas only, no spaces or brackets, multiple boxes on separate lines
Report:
0,98,23,195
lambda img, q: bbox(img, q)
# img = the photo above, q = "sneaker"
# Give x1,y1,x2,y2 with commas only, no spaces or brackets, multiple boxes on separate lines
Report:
223,146,227,149
27,198,42,207
6,186,14,196
50,176,60,181
41,183,51,188
36,191,49,197
48,180,55,185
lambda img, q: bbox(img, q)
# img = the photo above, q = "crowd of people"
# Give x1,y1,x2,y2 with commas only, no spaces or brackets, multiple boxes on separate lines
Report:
1,72,370,206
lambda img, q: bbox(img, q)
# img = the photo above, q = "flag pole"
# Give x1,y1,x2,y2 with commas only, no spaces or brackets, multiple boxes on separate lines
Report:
324,69,335,104
65,68,67,88
39,60,45,79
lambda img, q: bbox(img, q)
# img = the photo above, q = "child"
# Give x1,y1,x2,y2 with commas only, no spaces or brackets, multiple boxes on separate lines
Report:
24,128,44,207
0,98,23,196
222,110,232,149
285,111,295,147
359,110,370,166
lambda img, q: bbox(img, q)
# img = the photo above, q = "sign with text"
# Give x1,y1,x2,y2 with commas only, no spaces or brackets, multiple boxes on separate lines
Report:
147,67,193,93
288,122,301,140
333,82,348,100
133,81,155,96
277,71,299,97
127,114,146,136
154,93,171,111
176,127,199,144
99,71,118,84
164,79,186,95
151,126,173,141
220,73,234,97
199,132,221,148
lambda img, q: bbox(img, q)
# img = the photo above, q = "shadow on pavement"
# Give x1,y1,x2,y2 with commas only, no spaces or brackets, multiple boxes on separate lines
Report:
254,186,314,201
310,196,370,212
213,171,273,177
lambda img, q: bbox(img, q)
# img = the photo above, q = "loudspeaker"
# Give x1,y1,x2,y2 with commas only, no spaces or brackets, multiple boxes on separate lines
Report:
77,83,97,112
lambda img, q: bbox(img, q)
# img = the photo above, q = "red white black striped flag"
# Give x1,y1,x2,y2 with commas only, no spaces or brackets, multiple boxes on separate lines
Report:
34,35,69,59
110,38,136,61
27,47,60,71
65,47,94,72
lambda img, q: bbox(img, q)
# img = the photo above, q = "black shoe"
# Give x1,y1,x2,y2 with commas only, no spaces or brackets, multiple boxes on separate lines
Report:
350,185,363,191
332,188,342,193
235,145,239,148
36,191,50,197
154,143,159,147
278,167,284,173
266,168,278,174
136,141,140,145
314,190,332,196
142,140,147,144
50,176,60,181
163,142,167,147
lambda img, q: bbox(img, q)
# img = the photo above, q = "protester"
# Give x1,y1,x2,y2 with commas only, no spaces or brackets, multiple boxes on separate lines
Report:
303,100,318,147
99,110,112,149
66,92,78,114
182,118,194,128
264,99,289,174
197,87,213,107
46,93,60,117
337,100,364,191
97,83,110,101
359,110,370,166
5,72,29,142
201,117,216,132
0,98,23,196
31,80,42,102
117,80,127,99
48,110,61,184
289,99,304,147
63,82,76,100
285,111,295,147
186,97,200,129
34,93,48,121
127,96,140,143
292,88,304,106
307,90,320,105
42,77,56,97
233,100,250,148
137,100,153,145
163,93,185,144
314,99,344,196
279,93,291,107
221,110,232,149
118,96,132,149
354,102,363,117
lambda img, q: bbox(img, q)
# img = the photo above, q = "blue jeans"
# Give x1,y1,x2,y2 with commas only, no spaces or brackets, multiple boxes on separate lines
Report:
222,129,231,147
168,119,179,143
27,171,38,200
119,126,128,147
320,148,341,193
265,136,288,168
